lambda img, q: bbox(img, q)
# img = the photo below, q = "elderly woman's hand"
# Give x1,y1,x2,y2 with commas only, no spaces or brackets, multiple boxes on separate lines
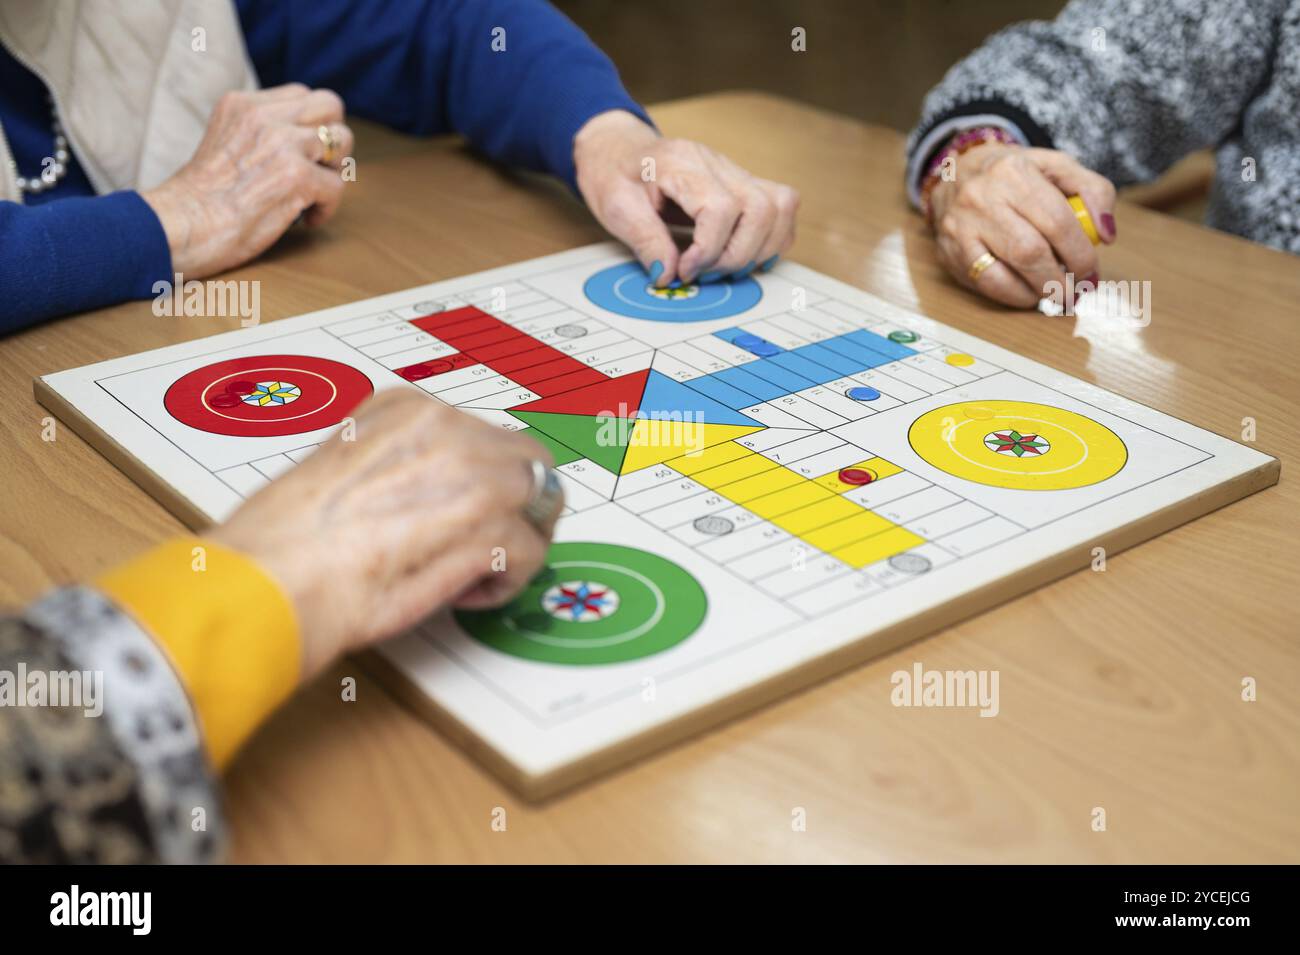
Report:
928,142,1118,307
142,84,354,279
207,390,560,679
574,110,800,286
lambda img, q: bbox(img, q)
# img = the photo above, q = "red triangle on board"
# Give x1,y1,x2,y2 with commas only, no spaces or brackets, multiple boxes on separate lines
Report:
511,369,650,418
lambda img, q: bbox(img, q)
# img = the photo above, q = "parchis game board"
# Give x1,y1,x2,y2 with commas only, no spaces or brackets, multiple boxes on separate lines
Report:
36,243,1279,797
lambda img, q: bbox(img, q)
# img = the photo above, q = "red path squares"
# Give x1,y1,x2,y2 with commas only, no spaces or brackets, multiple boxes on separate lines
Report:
406,306,607,396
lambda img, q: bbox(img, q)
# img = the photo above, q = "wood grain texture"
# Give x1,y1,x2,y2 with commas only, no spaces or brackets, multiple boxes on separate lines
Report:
2,93,1296,862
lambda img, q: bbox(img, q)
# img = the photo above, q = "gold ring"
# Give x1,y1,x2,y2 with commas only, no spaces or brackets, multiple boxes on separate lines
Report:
316,124,339,165
967,251,998,281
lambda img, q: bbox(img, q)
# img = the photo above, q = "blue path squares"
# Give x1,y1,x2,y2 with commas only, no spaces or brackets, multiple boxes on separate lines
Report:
815,334,897,369
640,370,762,426
766,351,841,385
842,329,917,362
689,327,921,409
734,358,815,394
681,374,762,410
714,366,786,402
790,343,865,377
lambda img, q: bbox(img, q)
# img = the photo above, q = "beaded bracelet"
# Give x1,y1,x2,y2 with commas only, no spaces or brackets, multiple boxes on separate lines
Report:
919,125,1020,222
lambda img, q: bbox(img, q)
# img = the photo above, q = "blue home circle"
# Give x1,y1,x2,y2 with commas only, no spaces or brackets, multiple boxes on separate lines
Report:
583,262,762,322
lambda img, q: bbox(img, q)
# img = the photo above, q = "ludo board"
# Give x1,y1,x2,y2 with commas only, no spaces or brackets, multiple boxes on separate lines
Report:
36,243,1279,798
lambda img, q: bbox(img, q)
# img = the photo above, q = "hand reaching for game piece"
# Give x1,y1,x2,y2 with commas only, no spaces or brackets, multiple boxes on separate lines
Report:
142,84,354,279
574,110,800,287
928,141,1117,307
207,390,561,680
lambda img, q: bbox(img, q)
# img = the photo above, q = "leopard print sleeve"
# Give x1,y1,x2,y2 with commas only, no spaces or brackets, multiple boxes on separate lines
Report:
0,588,225,863
906,0,1286,199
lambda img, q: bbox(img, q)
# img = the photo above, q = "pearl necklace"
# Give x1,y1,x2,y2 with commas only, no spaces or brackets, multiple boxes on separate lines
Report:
9,93,71,196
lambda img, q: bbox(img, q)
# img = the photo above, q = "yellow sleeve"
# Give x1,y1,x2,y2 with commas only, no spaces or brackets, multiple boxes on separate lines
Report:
96,537,301,770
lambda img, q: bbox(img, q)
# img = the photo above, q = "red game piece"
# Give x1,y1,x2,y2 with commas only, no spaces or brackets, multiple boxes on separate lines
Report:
838,467,875,485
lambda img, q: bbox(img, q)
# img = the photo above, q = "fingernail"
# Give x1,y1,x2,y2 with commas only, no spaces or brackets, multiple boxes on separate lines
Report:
1101,213,1116,240
648,259,664,284
735,260,757,278
698,270,724,284
760,255,779,272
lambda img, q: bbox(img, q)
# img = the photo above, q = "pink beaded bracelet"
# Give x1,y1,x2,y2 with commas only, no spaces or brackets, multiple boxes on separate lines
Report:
920,125,1020,221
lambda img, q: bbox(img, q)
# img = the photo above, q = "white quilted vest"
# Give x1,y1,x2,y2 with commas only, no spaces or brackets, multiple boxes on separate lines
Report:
0,0,257,202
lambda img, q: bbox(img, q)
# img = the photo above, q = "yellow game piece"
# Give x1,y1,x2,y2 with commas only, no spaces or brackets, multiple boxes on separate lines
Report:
1068,195,1101,246
945,353,975,367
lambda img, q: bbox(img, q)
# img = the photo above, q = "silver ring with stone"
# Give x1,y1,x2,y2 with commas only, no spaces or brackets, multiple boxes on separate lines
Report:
523,459,564,529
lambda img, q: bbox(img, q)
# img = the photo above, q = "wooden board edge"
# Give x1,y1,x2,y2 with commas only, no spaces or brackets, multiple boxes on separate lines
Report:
364,455,1280,802
33,376,214,532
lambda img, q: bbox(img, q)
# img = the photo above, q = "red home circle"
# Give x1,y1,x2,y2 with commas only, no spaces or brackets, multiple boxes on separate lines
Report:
164,355,373,437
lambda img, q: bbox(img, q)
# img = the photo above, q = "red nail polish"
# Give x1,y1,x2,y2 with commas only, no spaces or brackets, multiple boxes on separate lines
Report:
1101,213,1117,239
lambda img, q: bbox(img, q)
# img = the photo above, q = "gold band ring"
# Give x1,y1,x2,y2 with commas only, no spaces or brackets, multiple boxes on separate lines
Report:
317,124,340,165
967,251,998,282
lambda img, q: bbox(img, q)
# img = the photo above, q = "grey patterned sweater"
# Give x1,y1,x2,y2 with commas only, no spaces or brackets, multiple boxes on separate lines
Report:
906,0,1300,254
0,590,223,863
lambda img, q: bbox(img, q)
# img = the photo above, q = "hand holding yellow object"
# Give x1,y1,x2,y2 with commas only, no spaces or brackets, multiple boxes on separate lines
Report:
1069,195,1102,245
926,141,1117,308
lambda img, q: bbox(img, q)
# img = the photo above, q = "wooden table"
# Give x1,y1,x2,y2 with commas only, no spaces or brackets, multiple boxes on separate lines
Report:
2,93,1296,863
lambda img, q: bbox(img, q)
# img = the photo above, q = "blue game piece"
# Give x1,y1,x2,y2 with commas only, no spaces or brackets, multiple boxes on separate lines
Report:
846,385,881,401
730,332,783,358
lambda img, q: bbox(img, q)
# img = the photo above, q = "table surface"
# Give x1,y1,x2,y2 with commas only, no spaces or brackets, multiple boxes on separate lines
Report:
2,93,1296,863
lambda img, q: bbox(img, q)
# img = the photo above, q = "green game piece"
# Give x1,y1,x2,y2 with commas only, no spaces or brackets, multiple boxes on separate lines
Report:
510,410,631,475
456,542,708,665
888,329,920,344
521,427,581,468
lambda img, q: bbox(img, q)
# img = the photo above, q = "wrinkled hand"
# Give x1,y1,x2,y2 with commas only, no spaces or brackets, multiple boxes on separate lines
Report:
207,390,560,680
142,83,354,278
574,110,800,286
929,142,1117,307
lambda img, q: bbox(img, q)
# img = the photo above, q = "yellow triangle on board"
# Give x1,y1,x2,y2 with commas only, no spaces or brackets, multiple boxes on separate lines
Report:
620,419,764,474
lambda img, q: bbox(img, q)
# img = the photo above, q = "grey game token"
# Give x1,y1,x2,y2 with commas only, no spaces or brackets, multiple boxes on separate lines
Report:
887,553,932,574
554,323,588,339
412,301,445,314
693,515,734,536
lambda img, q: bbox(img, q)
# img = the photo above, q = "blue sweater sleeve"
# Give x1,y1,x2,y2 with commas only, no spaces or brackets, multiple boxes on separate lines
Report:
236,0,651,190
0,192,172,335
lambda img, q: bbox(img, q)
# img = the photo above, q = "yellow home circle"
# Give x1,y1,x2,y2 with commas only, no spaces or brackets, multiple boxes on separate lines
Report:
908,400,1127,490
